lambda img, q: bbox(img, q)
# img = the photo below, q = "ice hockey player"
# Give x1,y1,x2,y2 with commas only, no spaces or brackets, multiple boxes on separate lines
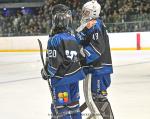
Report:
41,4,85,119
75,0,114,119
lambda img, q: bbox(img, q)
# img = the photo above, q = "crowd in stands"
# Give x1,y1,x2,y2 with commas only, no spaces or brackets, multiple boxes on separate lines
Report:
102,0,150,32
0,0,149,36
0,0,43,3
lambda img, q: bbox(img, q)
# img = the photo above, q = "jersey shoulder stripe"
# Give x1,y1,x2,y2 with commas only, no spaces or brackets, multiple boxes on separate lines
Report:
48,33,76,47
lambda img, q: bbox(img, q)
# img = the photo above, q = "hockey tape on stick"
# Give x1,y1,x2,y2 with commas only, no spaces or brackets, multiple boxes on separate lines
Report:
80,102,87,112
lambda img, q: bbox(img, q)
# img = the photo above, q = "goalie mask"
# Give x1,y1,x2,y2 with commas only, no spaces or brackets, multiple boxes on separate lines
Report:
51,4,72,34
81,0,101,24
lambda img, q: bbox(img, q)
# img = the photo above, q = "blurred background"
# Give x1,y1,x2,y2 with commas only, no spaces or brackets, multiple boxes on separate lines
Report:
0,0,149,36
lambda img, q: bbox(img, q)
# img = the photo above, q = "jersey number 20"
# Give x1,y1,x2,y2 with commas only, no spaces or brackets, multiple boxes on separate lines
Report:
48,50,56,57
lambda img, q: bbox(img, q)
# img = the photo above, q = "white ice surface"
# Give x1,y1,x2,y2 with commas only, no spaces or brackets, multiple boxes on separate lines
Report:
0,51,150,119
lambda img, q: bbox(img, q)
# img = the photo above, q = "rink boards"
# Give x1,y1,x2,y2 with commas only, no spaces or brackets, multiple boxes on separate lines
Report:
0,32,150,52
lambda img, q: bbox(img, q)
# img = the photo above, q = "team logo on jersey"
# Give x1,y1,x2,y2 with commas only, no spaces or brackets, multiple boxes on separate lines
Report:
65,50,78,61
58,92,69,104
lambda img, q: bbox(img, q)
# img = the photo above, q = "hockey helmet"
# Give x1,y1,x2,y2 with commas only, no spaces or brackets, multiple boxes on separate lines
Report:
51,4,72,30
81,0,101,24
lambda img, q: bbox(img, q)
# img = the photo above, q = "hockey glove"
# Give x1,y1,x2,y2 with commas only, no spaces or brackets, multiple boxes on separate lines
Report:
41,68,50,80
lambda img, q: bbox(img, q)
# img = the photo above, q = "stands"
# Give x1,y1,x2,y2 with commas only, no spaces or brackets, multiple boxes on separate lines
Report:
0,0,149,36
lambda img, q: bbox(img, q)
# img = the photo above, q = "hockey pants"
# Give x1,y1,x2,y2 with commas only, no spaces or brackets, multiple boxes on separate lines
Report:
51,82,82,119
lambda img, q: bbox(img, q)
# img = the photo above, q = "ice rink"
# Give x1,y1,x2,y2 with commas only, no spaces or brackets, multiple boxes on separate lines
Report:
0,51,150,119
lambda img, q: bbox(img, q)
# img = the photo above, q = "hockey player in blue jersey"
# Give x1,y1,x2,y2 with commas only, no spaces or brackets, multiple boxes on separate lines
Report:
41,4,85,119
75,0,114,119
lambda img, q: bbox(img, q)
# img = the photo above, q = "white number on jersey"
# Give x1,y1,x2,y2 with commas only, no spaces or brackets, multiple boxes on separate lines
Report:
93,32,98,40
65,50,77,60
48,50,57,58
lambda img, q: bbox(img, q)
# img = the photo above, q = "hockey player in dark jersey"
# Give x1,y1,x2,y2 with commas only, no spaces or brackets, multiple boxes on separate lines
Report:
75,0,114,119
41,4,85,119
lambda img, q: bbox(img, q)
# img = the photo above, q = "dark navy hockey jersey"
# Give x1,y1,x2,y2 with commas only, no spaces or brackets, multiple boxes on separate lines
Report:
76,19,113,74
100,20,113,74
45,32,85,87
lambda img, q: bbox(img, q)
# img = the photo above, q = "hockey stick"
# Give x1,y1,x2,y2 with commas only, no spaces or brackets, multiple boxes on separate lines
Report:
37,39,59,118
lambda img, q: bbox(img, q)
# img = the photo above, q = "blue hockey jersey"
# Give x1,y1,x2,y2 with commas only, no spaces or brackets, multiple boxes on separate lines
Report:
46,32,85,87
76,19,113,75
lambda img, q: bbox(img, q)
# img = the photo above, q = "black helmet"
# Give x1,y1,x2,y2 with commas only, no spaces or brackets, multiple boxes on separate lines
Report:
51,4,72,34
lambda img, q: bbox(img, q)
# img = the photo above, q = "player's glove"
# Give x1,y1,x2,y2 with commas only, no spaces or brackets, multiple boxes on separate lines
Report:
41,68,50,80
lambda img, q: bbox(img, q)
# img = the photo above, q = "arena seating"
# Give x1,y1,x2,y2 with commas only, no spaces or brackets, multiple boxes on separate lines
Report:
0,0,149,36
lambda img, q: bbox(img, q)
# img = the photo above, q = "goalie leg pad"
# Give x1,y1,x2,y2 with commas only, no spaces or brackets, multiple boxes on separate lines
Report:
92,93,114,119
